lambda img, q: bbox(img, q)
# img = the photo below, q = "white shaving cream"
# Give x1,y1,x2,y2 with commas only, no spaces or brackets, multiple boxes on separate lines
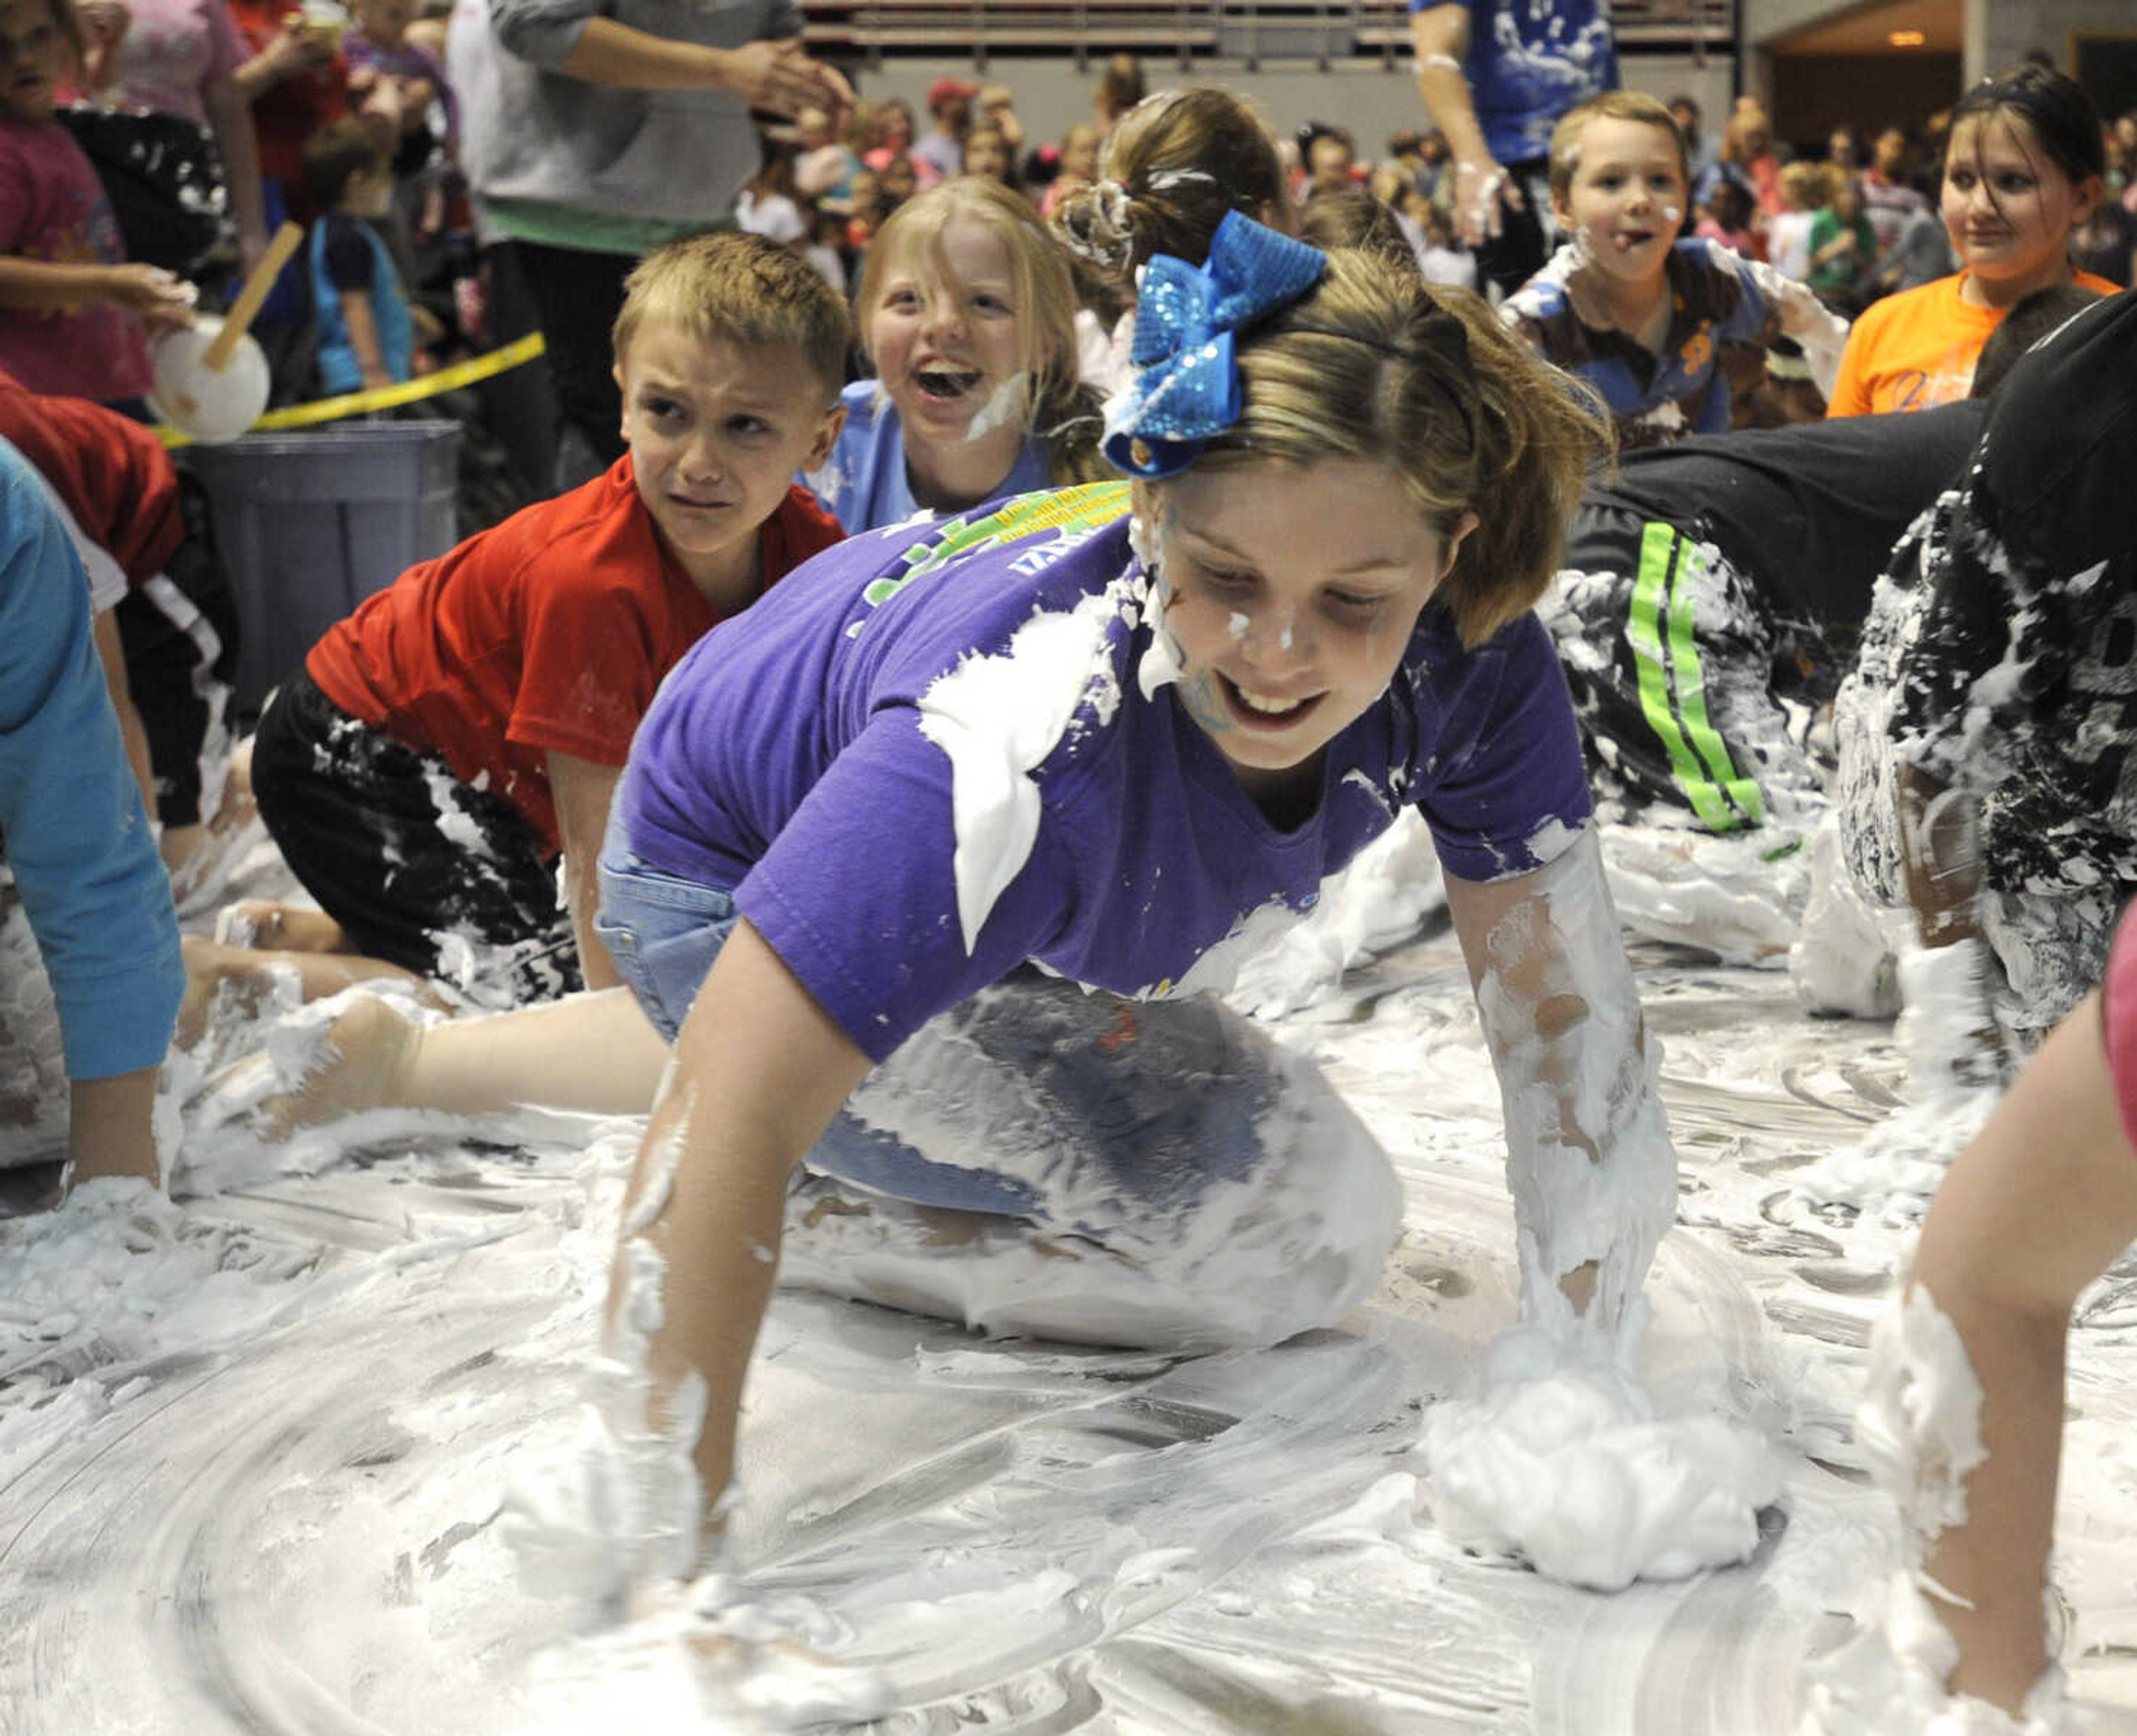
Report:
916,585,1129,950
962,371,1030,442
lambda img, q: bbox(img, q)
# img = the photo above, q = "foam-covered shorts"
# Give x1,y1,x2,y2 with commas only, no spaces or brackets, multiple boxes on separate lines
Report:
592,831,1404,1274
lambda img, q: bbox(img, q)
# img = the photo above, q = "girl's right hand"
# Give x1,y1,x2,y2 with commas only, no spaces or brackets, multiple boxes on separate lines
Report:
716,40,851,127
109,264,196,332
268,19,337,77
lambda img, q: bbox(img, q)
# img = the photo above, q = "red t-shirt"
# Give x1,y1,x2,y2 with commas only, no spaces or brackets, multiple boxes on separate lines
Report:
0,369,184,584
224,0,351,214
306,458,843,856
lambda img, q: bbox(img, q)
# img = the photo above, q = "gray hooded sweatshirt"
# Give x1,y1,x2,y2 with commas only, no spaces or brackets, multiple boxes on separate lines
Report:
448,0,801,232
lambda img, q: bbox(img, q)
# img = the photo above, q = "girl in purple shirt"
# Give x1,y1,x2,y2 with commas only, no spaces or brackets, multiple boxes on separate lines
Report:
264,218,1677,1595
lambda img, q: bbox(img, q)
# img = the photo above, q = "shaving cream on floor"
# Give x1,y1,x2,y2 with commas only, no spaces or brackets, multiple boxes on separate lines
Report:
1419,1315,1783,1590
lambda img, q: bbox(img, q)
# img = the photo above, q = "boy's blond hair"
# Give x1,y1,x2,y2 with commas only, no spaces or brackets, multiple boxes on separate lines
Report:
1548,90,1690,206
1780,159,1832,210
612,230,851,405
1154,246,1612,648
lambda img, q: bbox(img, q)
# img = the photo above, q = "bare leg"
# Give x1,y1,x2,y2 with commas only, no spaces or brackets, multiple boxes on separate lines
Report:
218,900,352,954
262,984,673,1131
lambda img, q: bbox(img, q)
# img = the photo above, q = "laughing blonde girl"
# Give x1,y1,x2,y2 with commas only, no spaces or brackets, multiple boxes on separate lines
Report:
804,176,1104,529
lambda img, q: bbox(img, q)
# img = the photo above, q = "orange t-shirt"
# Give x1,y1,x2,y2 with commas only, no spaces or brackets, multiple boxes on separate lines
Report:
1826,269,2123,416
306,458,843,856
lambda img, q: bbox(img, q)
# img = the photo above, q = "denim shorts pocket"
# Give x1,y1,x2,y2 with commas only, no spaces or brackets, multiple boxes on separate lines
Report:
594,859,738,1041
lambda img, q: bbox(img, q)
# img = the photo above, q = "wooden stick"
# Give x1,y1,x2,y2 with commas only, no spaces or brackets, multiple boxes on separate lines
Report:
203,221,304,372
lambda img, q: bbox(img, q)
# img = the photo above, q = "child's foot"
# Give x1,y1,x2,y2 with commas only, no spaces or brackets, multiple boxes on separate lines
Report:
215,900,347,953
254,995,420,1140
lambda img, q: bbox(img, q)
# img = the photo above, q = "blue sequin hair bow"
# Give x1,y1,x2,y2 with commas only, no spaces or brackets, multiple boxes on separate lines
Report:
1101,211,1328,481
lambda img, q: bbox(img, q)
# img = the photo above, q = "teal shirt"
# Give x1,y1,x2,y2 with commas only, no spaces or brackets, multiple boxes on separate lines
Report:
0,441,181,1079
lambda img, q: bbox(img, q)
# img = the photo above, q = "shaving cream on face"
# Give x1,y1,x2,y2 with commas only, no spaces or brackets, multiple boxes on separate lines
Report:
962,372,1030,442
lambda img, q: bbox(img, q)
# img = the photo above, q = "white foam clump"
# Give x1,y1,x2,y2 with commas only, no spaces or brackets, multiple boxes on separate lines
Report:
1802,1288,2076,1735
1790,943,2004,1219
1792,813,1907,1019
1227,808,1446,1019
1598,817,1812,966
915,584,1125,951
1419,1315,1783,1591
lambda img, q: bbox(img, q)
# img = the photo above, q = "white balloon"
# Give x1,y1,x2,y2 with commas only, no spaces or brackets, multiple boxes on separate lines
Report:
149,315,272,445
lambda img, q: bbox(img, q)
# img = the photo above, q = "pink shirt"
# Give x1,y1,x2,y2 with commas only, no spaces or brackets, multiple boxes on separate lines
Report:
109,0,247,125
0,119,155,402
2105,906,2137,1151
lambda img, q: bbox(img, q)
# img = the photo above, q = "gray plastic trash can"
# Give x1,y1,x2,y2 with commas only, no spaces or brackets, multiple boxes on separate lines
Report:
182,421,461,711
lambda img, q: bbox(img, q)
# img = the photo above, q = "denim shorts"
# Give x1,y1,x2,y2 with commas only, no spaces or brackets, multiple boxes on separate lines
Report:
593,834,1315,1229
593,845,738,1043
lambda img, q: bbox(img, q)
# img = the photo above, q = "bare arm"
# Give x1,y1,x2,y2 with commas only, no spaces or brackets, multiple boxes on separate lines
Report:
1442,828,1676,1331
1410,4,1516,248
1902,992,2137,1713
338,288,394,390
91,606,156,825
67,1064,163,1186
546,750,624,992
231,23,334,101
606,916,871,1530
201,75,270,268
0,259,193,328
559,24,849,120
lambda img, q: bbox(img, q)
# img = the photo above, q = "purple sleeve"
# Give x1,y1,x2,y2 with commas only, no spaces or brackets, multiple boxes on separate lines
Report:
1417,611,1594,882
735,708,1077,1063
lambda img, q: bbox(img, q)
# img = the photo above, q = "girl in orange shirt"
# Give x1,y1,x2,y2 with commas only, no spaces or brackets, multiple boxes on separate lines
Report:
1828,63,2116,416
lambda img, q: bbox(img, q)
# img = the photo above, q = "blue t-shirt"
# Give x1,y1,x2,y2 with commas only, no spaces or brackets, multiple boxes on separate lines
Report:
801,378,1054,532
1506,239,1785,447
0,440,182,1081
1407,0,1618,166
620,484,1593,1062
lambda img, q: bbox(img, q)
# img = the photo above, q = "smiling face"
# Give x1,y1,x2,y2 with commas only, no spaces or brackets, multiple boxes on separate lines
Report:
0,0,66,124
1942,111,2099,298
1553,115,1688,284
1143,457,1474,800
614,319,842,605
866,214,1031,451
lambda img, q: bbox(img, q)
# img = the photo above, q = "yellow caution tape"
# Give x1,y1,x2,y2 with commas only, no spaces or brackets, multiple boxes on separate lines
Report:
155,331,548,447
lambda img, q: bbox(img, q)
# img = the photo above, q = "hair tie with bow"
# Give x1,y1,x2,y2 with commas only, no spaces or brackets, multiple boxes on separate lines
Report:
1101,211,1327,480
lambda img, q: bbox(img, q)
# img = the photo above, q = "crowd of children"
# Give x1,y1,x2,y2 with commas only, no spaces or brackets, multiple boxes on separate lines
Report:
2,17,2135,1726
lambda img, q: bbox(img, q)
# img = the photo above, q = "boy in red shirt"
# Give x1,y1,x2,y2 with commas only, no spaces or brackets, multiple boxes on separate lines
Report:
185,230,849,1024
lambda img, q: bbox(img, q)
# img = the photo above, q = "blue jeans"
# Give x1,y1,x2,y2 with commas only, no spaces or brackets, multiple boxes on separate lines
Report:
595,841,1336,1234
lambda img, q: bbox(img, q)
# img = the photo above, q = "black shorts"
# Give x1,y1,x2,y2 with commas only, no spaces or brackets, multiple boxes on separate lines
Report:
250,671,582,1005
1548,505,1824,834
115,467,239,828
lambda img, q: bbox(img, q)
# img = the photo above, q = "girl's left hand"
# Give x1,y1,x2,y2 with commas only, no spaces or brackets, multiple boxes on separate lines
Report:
111,264,197,333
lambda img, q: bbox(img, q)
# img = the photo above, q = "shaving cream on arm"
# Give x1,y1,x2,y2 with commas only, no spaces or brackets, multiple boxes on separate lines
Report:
1803,1285,2069,1734
1459,826,1676,1328
1419,827,1783,1591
